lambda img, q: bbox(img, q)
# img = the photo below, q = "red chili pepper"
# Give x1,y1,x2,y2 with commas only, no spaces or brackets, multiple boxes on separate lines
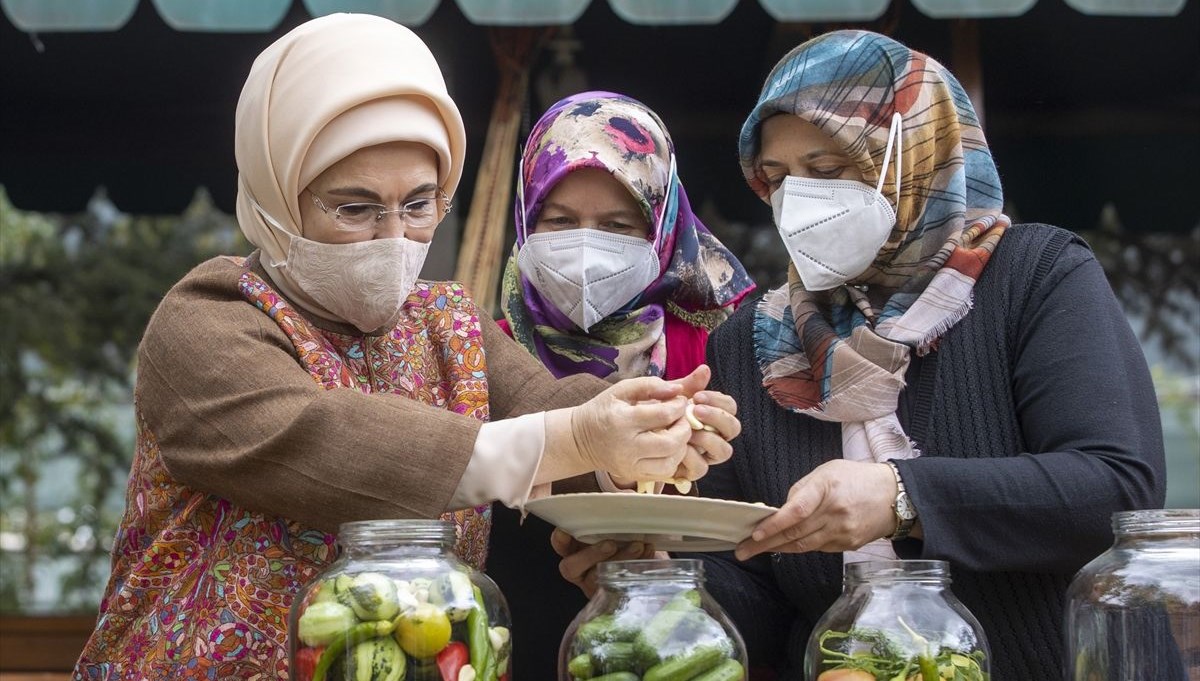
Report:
437,640,469,681
293,646,324,681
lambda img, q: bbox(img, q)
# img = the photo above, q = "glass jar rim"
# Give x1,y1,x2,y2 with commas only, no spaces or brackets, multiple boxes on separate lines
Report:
1113,508,1199,535
845,559,951,584
598,558,704,584
337,519,456,547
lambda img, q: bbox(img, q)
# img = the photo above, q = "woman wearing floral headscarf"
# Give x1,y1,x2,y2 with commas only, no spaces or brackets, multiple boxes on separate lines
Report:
498,91,754,381
488,91,754,678
554,32,1164,679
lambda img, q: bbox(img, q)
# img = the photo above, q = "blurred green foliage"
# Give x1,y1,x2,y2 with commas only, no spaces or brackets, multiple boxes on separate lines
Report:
0,185,245,612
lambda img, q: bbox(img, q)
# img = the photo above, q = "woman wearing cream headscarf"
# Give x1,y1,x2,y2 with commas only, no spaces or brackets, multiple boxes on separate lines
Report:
73,14,738,678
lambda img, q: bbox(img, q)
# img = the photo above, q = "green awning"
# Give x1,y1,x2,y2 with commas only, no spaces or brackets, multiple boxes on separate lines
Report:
0,0,1188,32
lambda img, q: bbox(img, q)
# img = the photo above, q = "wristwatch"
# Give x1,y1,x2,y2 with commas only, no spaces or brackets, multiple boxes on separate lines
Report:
885,461,917,541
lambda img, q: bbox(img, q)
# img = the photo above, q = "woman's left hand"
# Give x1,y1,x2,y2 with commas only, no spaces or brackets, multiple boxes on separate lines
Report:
664,365,740,481
734,460,897,560
551,528,657,598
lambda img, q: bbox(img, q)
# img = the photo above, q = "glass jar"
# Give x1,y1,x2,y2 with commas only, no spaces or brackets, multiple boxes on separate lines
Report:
288,520,510,681
1065,508,1200,681
805,560,990,681
559,558,748,681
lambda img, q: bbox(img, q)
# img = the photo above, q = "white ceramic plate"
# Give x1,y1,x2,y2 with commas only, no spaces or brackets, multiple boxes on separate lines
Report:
524,492,778,552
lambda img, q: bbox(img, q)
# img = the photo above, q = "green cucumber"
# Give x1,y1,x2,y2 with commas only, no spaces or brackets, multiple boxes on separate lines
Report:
591,641,640,675
690,659,745,681
642,644,725,681
567,652,595,679
576,614,638,647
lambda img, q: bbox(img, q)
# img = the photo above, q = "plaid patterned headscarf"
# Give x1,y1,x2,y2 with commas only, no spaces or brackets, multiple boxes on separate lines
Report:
742,31,1009,561
502,91,754,380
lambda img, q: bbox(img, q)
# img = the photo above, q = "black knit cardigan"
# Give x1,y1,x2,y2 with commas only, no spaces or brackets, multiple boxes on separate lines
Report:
696,224,1166,680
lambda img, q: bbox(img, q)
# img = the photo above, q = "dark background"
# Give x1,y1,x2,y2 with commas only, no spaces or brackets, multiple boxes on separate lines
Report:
2,0,1198,234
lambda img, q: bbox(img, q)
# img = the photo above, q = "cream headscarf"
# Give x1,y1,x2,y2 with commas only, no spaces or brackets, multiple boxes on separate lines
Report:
234,13,466,322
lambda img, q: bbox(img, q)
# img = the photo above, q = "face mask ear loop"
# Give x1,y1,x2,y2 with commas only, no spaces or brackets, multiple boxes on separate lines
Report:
249,195,293,268
515,147,529,243
875,112,903,207
651,153,677,253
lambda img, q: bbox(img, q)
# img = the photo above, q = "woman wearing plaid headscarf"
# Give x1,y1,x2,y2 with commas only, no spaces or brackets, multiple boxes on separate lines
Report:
555,31,1165,679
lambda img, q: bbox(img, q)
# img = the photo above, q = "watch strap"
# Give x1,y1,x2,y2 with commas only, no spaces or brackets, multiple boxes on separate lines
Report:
885,460,916,541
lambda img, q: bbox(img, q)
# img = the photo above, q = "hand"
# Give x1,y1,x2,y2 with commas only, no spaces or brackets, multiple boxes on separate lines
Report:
654,365,742,484
571,376,693,482
735,460,897,560
551,528,657,598
680,381,741,477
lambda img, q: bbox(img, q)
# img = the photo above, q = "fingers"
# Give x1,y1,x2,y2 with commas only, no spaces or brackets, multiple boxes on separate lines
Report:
687,430,732,466
692,388,737,417
689,402,741,442
736,518,828,560
557,539,617,585
623,395,689,431
550,527,580,558
673,448,711,483
635,416,696,479
611,376,684,405
735,478,826,560
557,539,652,598
667,364,711,398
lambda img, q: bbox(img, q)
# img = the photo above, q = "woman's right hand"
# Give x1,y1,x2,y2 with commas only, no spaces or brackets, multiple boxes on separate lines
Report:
569,376,696,482
551,528,657,597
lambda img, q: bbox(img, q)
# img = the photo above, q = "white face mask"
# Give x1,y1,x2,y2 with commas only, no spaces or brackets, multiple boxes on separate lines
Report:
517,230,661,332
285,234,429,333
770,113,903,291
253,199,430,333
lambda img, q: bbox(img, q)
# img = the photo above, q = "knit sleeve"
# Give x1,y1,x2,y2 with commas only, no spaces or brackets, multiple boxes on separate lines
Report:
692,313,794,668
895,238,1166,574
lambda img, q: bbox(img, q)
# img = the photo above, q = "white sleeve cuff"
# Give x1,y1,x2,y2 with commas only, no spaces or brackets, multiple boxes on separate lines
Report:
448,413,546,513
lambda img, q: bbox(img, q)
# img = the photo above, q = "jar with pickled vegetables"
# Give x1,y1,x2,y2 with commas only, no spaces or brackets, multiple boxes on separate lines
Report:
1065,508,1200,681
289,520,510,681
559,558,747,681
805,560,990,681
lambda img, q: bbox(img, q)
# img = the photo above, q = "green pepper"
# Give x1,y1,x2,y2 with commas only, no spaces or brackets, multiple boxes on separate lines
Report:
466,585,497,681
917,654,939,681
313,619,396,681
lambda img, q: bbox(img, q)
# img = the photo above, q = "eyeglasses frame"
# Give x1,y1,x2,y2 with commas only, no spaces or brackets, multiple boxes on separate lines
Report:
308,188,452,232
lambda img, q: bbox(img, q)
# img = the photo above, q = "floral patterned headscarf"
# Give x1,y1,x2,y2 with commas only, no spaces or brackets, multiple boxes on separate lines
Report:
741,31,1009,562
502,91,754,380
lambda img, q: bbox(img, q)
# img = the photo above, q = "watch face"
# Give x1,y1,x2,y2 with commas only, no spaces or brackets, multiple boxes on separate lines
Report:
896,493,916,520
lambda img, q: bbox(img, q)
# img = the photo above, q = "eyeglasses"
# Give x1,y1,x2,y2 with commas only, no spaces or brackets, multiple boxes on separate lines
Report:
308,189,452,232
